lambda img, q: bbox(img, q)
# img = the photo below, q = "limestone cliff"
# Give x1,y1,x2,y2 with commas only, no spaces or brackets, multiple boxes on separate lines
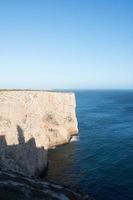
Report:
0,90,78,175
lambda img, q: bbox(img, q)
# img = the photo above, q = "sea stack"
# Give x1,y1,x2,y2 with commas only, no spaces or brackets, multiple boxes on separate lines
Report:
0,90,78,175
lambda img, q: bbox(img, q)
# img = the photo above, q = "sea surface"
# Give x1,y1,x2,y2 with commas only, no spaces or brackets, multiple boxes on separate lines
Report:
46,90,133,200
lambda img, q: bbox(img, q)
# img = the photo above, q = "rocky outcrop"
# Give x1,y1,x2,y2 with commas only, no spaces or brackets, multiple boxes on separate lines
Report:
0,90,78,175
0,169,91,200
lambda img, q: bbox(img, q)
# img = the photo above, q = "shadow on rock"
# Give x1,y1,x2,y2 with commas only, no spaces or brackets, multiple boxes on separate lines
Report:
0,125,47,176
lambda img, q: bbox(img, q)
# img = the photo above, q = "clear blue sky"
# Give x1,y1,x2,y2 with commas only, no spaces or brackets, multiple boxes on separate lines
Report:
0,0,133,89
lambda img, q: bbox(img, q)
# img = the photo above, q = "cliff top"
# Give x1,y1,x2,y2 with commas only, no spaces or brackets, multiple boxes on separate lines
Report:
0,89,74,94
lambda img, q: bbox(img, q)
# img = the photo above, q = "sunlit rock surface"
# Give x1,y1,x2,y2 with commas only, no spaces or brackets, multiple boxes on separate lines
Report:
0,90,78,148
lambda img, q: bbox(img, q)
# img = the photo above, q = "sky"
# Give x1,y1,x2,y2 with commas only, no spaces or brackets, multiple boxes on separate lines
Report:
0,0,133,89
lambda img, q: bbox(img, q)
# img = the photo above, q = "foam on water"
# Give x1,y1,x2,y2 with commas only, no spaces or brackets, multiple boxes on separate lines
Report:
70,136,79,142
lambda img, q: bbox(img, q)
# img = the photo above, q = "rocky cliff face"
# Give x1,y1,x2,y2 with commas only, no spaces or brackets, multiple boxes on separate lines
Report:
0,90,78,176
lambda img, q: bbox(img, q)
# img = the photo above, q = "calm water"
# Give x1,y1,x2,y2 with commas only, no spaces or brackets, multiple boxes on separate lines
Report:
46,90,133,200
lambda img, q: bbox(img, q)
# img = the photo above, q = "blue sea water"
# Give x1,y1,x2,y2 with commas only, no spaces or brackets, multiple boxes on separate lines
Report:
46,90,133,200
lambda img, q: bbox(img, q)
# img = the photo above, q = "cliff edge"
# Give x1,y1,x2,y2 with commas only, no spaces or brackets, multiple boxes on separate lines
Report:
0,90,78,175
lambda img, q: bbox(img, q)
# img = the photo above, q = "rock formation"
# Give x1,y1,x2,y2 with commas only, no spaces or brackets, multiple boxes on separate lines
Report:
0,90,78,175
0,169,91,200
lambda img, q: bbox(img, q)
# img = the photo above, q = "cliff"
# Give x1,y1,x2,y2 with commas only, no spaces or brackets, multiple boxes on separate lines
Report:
0,90,78,175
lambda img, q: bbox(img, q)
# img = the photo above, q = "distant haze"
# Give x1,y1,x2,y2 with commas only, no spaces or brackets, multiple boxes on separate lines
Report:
0,0,133,89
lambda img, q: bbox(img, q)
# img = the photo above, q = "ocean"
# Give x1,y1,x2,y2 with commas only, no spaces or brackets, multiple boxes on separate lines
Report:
46,90,133,200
